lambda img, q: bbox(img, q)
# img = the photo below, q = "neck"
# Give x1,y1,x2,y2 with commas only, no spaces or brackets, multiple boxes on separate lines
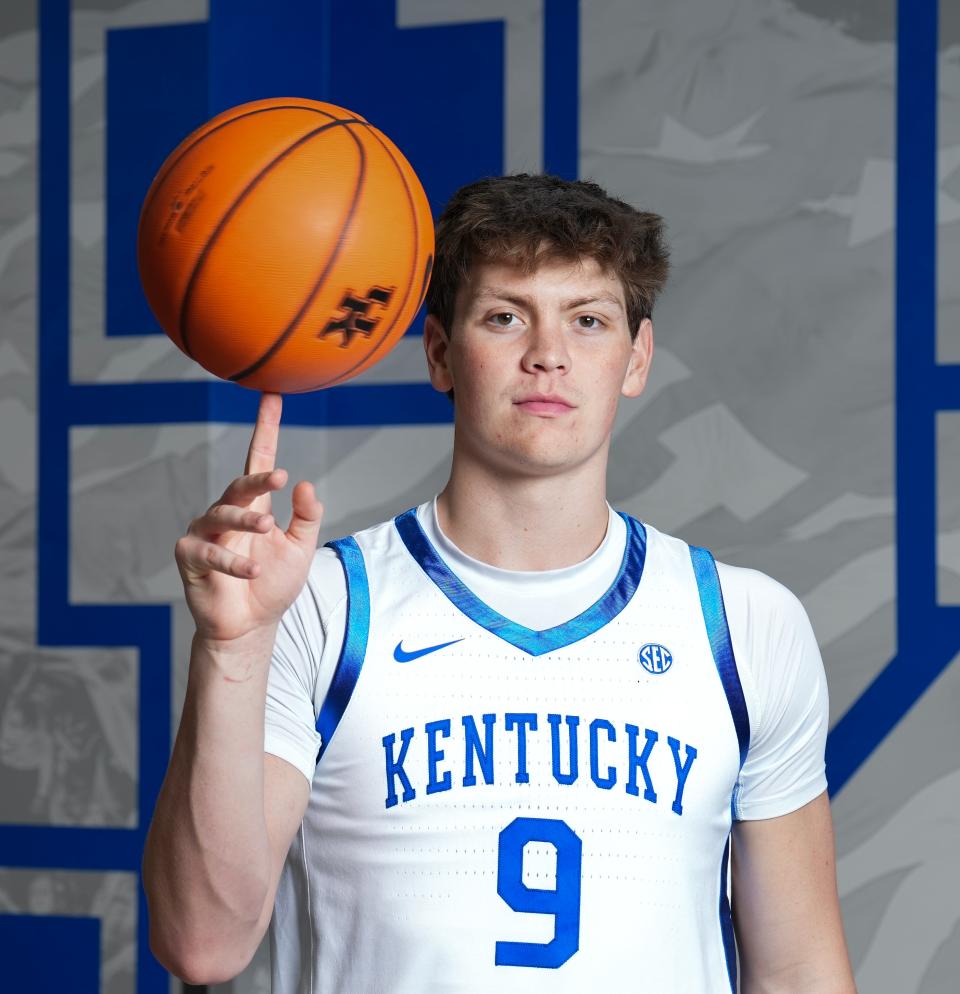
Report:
436,446,611,571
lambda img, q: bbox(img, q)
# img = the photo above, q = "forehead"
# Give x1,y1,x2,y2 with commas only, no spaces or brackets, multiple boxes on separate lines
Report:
458,255,625,309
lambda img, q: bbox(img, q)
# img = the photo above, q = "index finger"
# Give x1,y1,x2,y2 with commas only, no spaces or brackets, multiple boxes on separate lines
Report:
244,392,283,476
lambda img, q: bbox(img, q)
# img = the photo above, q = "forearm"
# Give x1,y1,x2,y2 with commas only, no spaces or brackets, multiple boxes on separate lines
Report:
740,964,857,994
143,627,278,980
736,897,856,994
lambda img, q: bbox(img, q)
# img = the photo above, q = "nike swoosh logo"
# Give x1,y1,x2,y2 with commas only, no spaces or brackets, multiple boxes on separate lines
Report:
393,638,464,663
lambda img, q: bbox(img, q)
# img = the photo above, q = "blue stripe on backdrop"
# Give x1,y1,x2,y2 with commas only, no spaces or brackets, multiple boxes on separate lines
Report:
824,0,950,797
12,0,945,990
106,21,209,336
66,380,455,426
206,0,507,339
0,825,141,871
543,0,580,179
207,0,333,112
24,4,511,990
0,915,101,992
934,364,960,409
33,3,170,990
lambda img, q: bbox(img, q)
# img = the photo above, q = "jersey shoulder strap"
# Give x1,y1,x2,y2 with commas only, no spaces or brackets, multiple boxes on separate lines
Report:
688,545,750,769
314,536,370,762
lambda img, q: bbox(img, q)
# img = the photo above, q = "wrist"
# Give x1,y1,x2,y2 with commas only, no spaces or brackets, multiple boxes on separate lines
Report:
191,625,279,677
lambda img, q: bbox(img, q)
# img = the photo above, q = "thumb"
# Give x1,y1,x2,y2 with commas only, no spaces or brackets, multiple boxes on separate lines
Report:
286,481,324,549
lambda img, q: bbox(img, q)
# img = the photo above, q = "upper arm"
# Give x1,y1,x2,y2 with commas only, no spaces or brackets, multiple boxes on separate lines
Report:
720,567,853,989
719,564,829,822
264,549,347,780
252,551,345,942
731,791,856,993
244,560,339,963
251,754,311,939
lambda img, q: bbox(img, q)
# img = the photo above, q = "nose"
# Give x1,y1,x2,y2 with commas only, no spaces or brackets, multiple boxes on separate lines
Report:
520,321,570,375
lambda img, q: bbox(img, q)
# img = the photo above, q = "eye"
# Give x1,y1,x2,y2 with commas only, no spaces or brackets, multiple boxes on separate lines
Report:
490,312,518,327
576,314,604,329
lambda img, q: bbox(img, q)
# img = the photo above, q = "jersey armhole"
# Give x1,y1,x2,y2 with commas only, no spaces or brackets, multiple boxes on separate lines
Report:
689,545,752,779
314,536,370,764
689,544,751,994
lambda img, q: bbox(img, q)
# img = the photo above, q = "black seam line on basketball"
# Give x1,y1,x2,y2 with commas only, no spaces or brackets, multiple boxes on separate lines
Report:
141,105,348,245
311,122,420,389
177,115,364,357
177,118,367,360
416,254,434,312
226,125,368,382
300,122,423,391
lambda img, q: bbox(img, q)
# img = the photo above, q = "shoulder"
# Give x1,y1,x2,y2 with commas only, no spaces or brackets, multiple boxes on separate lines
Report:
636,519,820,684
638,520,806,630
712,558,826,739
276,545,348,642
303,544,348,609
309,508,418,600
328,508,413,557
635,519,698,578
713,559,812,640
706,562,829,818
287,518,392,625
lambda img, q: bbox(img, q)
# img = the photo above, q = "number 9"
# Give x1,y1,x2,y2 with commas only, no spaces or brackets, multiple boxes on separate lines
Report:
495,816,583,969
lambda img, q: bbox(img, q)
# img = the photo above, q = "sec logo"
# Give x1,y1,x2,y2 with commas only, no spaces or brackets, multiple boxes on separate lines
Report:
638,642,673,675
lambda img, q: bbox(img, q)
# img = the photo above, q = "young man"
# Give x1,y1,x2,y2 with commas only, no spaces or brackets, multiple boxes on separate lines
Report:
144,174,857,992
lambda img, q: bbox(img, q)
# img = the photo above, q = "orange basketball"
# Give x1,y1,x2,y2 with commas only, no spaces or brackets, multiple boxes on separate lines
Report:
137,97,434,393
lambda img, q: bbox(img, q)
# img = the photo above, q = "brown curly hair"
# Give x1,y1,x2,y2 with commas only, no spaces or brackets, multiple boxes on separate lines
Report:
426,173,670,339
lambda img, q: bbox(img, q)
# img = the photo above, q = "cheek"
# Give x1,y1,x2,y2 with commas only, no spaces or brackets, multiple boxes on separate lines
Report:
591,353,633,397
586,360,633,429
448,347,498,420
453,341,505,395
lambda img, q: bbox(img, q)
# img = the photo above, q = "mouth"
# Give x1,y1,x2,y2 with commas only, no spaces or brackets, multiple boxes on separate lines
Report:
514,394,576,416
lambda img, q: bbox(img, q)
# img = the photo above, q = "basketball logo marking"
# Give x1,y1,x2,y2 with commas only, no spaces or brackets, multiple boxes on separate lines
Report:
321,286,395,347
638,643,673,675
158,164,215,246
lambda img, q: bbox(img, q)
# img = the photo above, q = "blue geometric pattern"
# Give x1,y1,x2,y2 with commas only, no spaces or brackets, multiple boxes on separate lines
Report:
824,0,953,795
0,915,101,992
7,0,949,990
15,2,546,989
106,20,209,336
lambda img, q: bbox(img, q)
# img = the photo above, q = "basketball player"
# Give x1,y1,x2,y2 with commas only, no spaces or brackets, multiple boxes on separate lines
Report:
144,174,857,992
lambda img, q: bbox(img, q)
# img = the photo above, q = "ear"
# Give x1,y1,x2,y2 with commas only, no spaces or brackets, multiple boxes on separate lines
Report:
423,314,454,394
621,318,654,398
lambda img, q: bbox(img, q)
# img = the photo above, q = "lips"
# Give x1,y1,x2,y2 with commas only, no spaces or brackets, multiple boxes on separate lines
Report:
514,394,575,415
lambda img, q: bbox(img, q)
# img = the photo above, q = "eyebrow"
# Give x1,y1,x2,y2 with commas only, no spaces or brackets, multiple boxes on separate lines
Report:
471,288,624,312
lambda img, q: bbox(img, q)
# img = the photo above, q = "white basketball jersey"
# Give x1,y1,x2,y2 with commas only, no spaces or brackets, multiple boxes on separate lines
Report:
271,508,749,993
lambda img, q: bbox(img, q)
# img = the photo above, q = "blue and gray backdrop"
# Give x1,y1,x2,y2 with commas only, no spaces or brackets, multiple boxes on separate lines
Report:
1,0,958,991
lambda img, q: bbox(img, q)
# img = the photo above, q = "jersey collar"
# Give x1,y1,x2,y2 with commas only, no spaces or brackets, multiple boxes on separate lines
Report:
393,508,647,657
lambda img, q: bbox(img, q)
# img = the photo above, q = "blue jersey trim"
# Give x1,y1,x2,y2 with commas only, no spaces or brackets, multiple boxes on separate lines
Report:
315,536,370,762
718,838,737,992
689,546,750,771
690,545,748,992
393,508,647,657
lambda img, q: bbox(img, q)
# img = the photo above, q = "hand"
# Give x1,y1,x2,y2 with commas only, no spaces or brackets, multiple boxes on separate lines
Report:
174,393,324,643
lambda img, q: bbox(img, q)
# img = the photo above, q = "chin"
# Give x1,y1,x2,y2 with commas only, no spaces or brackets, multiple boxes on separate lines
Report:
500,444,587,476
